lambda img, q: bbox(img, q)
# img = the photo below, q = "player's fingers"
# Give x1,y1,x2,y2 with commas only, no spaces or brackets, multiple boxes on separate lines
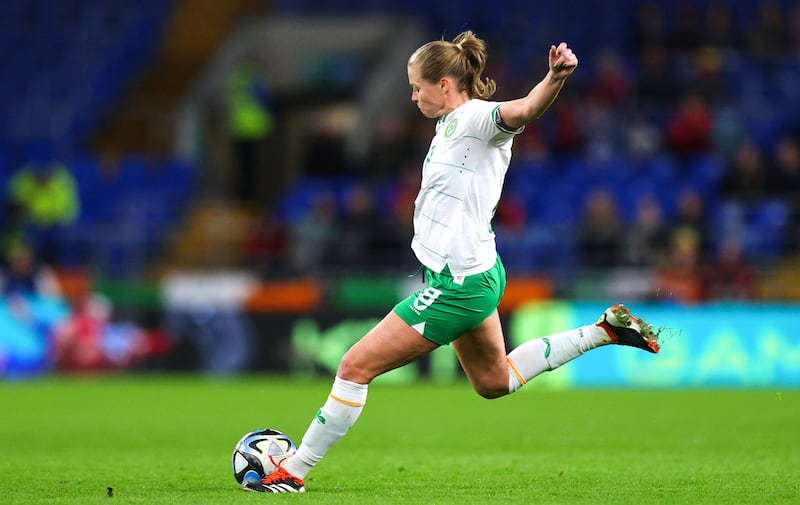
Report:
555,43,572,58
551,42,577,72
554,55,577,71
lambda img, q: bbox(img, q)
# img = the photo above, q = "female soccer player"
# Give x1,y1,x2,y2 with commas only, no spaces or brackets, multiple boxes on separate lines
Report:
245,31,660,493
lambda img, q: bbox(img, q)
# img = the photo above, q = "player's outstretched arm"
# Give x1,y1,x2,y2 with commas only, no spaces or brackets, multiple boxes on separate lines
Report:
498,42,578,129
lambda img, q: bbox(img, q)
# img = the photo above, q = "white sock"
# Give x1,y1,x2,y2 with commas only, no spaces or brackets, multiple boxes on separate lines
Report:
282,376,368,479
506,324,611,393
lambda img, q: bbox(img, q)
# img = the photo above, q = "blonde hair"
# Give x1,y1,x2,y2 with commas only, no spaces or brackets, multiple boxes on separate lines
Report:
408,30,496,100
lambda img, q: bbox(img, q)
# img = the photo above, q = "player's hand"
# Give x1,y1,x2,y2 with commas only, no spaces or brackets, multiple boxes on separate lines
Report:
549,42,578,80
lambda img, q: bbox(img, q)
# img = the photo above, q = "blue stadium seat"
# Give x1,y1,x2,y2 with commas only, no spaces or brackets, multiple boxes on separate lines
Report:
685,154,724,197
0,0,173,148
745,199,790,263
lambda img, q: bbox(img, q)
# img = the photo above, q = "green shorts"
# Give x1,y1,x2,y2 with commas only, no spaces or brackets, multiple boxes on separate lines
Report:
393,256,506,346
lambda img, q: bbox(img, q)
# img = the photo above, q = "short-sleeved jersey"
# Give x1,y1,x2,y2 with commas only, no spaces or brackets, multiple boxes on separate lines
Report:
411,99,523,277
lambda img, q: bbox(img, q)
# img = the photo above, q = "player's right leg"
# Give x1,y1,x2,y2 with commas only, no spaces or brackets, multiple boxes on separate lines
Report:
453,303,660,398
595,304,660,353
452,310,510,399
504,304,660,392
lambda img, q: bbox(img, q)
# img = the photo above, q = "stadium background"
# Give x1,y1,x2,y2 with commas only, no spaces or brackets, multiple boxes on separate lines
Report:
1,0,799,386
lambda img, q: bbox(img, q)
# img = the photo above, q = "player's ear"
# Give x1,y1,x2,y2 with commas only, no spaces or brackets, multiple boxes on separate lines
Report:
439,77,450,93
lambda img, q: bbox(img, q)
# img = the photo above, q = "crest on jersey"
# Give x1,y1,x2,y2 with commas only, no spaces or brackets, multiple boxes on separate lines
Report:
444,118,458,138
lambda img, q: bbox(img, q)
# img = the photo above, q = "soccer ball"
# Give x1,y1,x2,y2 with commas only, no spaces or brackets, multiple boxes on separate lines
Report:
231,428,297,485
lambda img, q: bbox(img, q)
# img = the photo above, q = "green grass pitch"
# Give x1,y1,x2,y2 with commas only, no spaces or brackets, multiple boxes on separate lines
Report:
1,376,798,504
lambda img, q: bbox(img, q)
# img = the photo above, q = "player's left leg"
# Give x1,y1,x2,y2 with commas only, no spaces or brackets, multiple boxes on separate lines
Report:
244,311,438,493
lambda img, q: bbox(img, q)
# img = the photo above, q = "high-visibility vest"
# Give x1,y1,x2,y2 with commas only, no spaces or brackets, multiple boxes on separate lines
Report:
227,66,273,140
9,164,79,225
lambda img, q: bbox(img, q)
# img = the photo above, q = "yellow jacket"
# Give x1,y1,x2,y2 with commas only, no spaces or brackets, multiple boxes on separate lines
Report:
9,163,79,225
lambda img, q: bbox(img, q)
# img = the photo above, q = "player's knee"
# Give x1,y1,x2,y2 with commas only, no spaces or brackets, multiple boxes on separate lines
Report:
473,378,508,399
336,350,360,380
336,349,373,384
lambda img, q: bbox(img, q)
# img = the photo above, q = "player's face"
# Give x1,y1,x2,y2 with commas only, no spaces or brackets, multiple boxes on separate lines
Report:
408,64,445,119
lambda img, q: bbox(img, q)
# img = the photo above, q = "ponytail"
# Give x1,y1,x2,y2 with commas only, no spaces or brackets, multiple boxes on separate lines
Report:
452,31,496,99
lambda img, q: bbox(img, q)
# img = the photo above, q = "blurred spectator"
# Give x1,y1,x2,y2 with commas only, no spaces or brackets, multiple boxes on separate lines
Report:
704,238,757,300
226,59,275,205
52,293,147,373
576,188,624,268
0,241,62,340
745,0,793,61
287,190,336,274
366,116,422,177
635,45,682,109
768,135,800,203
5,145,79,265
583,102,623,163
670,187,711,256
0,241,67,377
668,3,706,55
0,241,60,301
768,135,800,252
704,2,745,54
622,194,669,268
494,190,537,272
550,95,585,157
720,140,770,203
326,184,385,269
624,110,661,161
383,160,421,269
52,293,112,372
687,46,730,106
656,226,705,303
239,209,288,275
588,49,630,106
584,50,630,161
513,121,548,162
664,92,714,158
632,1,668,52
495,191,527,234
712,106,747,159
385,160,422,228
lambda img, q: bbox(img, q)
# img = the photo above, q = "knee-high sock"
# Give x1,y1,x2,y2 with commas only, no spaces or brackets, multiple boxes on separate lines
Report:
506,324,611,393
282,376,368,479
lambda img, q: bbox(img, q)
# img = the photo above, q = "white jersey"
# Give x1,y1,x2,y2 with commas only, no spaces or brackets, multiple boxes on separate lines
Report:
411,99,523,277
